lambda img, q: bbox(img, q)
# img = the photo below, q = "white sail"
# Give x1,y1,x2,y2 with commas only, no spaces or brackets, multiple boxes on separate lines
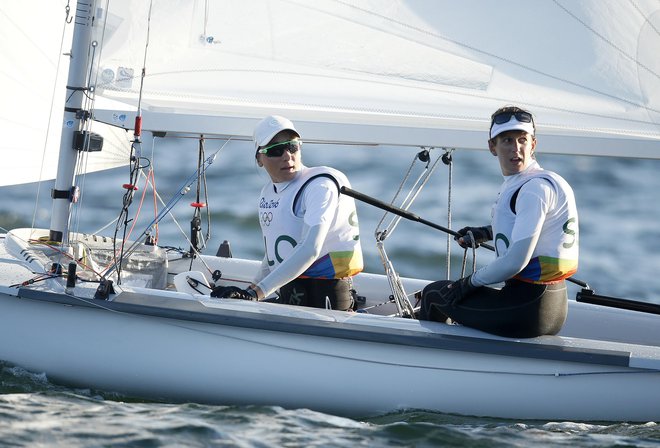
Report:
91,0,660,158
0,1,132,187
3,0,658,179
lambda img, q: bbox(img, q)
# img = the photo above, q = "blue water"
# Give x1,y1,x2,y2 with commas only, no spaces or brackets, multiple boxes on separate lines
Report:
1,143,659,446
2,363,660,447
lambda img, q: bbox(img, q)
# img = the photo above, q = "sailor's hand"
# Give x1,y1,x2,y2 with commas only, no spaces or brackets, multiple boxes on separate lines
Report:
439,276,477,306
210,285,257,301
455,226,493,248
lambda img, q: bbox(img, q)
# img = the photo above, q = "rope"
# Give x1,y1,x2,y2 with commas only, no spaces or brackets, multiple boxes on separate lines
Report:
188,135,212,259
444,149,454,280
552,0,660,83
28,2,76,232
102,139,230,281
374,153,420,234
376,149,443,242
135,0,154,124
372,149,445,318
459,230,478,278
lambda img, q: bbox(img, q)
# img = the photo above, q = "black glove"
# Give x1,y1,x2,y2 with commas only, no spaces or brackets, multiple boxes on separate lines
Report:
438,275,477,307
454,226,492,248
210,285,257,301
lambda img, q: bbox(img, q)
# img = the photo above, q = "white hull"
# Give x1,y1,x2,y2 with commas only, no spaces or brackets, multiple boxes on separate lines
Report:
1,229,659,422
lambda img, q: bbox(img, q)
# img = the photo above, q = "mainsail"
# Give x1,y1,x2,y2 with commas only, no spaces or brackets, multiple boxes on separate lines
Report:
91,0,660,158
2,0,659,191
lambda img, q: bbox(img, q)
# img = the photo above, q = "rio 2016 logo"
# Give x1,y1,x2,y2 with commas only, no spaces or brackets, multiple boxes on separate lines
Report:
261,212,273,226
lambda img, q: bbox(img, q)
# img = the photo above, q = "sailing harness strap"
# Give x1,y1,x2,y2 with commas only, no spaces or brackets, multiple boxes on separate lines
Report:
292,173,340,213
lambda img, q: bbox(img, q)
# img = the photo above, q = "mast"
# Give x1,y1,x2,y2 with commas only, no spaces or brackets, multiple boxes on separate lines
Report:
49,0,98,244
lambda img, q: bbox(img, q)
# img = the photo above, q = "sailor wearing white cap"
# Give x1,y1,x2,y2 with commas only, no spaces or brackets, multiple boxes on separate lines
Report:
212,115,363,311
420,106,579,338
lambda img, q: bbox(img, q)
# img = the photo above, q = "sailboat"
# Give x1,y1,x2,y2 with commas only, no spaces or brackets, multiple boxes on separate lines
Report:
1,0,660,422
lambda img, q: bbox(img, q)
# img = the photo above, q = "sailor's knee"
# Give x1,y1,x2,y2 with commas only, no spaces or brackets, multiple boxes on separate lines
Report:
421,280,452,300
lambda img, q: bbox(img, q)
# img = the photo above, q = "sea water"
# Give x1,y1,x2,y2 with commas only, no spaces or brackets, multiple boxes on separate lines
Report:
1,142,659,446
1,362,659,447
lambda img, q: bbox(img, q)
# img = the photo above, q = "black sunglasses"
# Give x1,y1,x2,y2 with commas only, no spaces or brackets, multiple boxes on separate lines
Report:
491,110,533,125
257,139,302,158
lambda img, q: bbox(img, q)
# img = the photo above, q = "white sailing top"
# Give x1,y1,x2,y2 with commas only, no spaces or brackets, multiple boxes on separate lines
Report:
471,160,579,286
255,166,363,297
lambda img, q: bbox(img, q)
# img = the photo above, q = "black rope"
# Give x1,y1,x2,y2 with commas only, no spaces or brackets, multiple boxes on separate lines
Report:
112,144,149,283
189,136,211,259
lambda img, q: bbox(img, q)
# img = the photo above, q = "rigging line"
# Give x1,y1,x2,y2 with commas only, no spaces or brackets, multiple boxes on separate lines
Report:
139,170,188,244
318,0,660,115
375,153,419,233
138,133,159,242
96,164,154,278
200,148,212,247
390,155,429,210
114,174,142,274
629,0,660,38
190,134,206,256
551,0,660,82
0,8,65,62
69,150,86,239
385,151,443,238
84,41,99,104
133,174,216,279
102,143,227,279
92,216,119,236
68,0,112,244
92,167,187,278
97,165,201,269
79,0,110,133
94,0,112,77
70,58,102,243
195,138,204,208
136,0,154,119
65,0,73,23
123,167,155,243
203,0,210,37
92,169,154,268
191,135,211,252
445,149,454,280
28,4,74,231
113,145,142,281
26,238,104,278
150,166,159,242
9,273,61,289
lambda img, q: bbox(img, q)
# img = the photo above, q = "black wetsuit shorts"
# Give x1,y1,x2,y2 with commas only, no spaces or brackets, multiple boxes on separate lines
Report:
278,277,355,311
419,278,568,338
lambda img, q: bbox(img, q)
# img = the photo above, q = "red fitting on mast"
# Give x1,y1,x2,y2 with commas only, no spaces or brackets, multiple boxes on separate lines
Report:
134,115,142,137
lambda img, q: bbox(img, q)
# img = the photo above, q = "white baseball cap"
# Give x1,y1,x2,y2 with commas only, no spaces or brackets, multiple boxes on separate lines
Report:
253,115,300,150
489,117,535,140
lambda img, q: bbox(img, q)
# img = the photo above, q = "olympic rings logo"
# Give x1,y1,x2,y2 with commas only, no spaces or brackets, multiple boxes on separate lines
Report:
261,212,273,226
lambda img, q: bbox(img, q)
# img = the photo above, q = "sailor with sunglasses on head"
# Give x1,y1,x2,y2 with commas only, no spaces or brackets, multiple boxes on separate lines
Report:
418,106,579,338
211,115,363,311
